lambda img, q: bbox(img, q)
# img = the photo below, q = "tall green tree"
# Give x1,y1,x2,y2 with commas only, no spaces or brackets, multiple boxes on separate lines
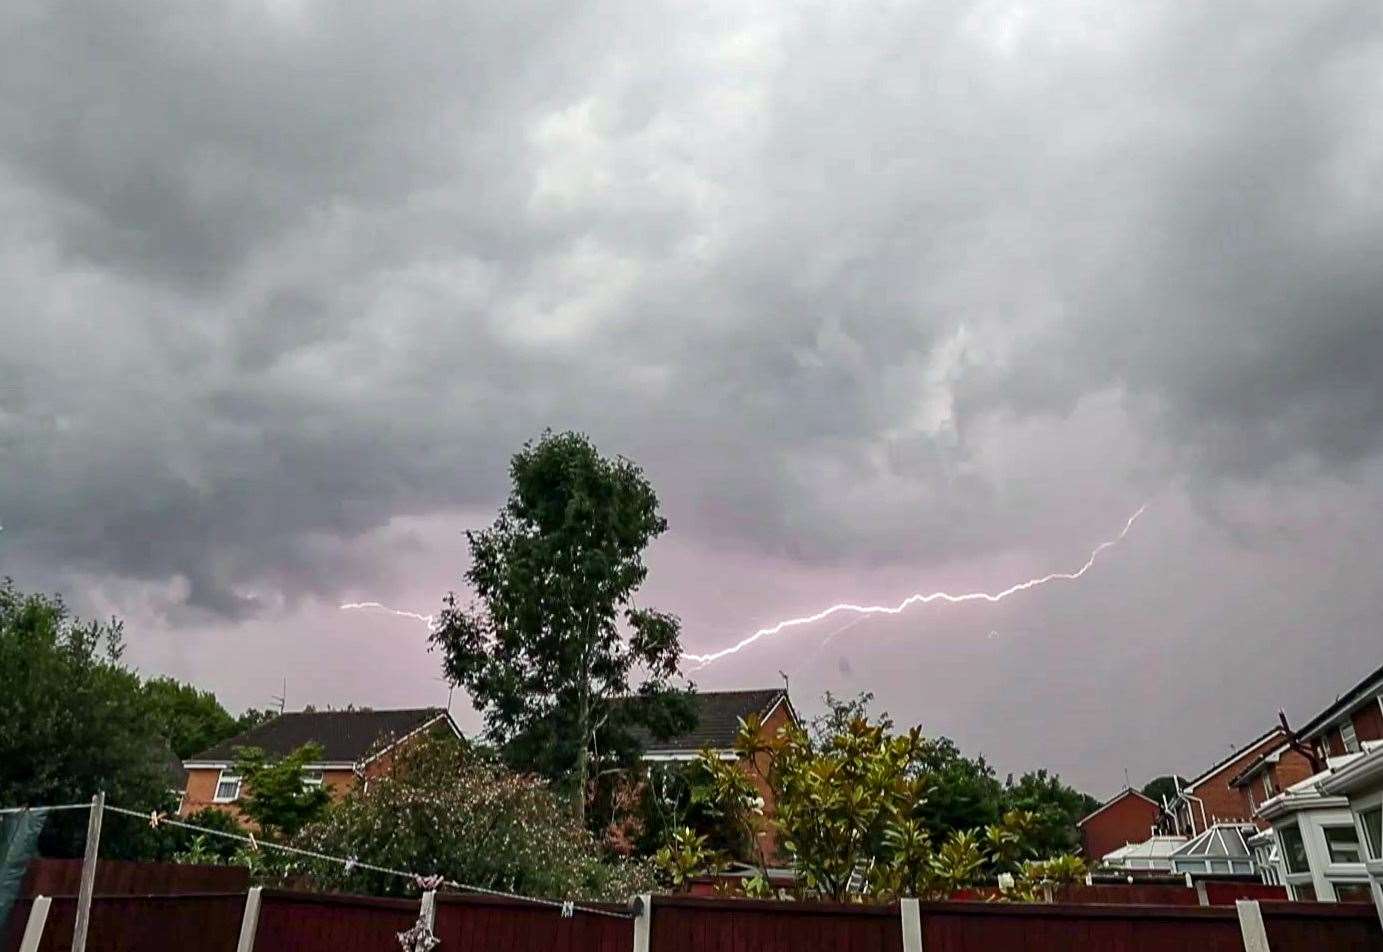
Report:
430,431,689,825
0,580,176,858
1002,770,1100,858
141,676,240,759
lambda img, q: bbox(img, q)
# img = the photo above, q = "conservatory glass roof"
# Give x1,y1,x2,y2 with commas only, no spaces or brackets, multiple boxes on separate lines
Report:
1171,824,1252,860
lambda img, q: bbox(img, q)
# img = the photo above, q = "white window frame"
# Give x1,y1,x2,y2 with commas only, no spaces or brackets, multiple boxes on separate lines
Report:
1341,720,1360,754
1321,824,1363,865
1353,793,1383,861
213,769,242,803
1262,772,1276,800
301,768,324,791
1277,823,1310,875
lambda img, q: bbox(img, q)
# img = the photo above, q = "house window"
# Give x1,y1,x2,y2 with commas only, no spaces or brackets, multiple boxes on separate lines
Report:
301,769,324,791
1278,825,1309,874
1291,882,1316,902
1322,826,1362,865
1261,772,1276,800
213,770,242,803
1358,806,1382,860
1333,883,1372,903
1340,721,1360,753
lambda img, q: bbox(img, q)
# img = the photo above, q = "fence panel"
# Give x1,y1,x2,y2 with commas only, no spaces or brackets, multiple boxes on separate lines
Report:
254,889,419,952
1260,901,1383,952
3,893,245,952
1057,884,1201,905
433,894,632,952
20,859,249,897
8,886,1383,952
1202,882,1288,905
916,901,1247,952
650,895,904,952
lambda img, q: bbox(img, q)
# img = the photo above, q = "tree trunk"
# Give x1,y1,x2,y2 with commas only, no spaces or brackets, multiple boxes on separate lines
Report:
573,687,589,828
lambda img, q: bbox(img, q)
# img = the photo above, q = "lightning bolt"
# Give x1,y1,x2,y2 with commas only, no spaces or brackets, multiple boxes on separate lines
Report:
680,504,1148,667
338,504,1148,671
339,601,438,627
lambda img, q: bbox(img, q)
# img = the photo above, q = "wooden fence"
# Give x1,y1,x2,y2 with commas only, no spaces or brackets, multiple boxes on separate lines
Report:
6,889,1382,952
20,859,248,898
3,893,245,952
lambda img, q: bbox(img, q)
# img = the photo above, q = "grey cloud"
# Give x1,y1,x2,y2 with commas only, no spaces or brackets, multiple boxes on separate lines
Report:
2,0,1382,624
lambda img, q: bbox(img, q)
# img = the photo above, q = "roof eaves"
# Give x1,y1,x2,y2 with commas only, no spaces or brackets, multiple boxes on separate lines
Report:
1183,727,1284,791
1296,664,1383,741
1077,788,1159,827
1227,744,1289,788
356,712,458,769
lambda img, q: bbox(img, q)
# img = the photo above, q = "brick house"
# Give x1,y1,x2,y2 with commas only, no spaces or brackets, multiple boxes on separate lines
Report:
1247,662,1383,903
1296,662,1383,760
1166,728,1295,836
1227,743,1318,818
180,707,461,822
1077,788,1161,862
634,687,799,862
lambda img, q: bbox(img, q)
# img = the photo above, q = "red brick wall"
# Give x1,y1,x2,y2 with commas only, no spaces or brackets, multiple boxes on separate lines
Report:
1351,697,1383,745
1271,749,1316,790
1079,792,1160,861
1241,749,1316,824
1183,733,1285,830
740,700,796,864
1315,696,1383,759
178,723,454,823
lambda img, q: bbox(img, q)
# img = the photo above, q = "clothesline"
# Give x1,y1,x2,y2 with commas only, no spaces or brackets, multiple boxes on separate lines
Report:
100,803,633,920
0,803,92,815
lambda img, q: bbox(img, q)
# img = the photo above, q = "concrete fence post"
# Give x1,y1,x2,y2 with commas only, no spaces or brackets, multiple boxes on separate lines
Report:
70,792,104,952
17,896,51,952
235,886,263,952
420,889,437,932
1235,899,1271,952
900,897,923,952
631,893,651,952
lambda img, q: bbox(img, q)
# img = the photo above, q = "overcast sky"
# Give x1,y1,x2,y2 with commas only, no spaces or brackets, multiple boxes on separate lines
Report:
4,0,1382,796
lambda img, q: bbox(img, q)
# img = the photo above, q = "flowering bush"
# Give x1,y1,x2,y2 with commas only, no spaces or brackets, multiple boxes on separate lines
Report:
285,734,656,901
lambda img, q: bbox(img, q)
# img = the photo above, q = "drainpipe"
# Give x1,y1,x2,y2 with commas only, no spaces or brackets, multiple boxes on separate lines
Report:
1181,791,1208,837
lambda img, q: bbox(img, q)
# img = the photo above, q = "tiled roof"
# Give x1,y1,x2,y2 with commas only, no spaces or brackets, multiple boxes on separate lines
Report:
633,689,791,753
188,707,446,764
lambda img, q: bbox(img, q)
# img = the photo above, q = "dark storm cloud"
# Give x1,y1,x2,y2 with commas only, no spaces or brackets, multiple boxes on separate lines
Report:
2,0,1382,628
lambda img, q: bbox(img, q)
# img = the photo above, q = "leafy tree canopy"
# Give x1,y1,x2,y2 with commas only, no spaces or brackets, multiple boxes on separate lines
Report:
141,676,240,760
913,736,1006,838
683,713,1076,902
233,743,331,840
289,734,655,901
235,708,278,733
1141,774,1186,808
1002,769,1101,858
0,580,177,857
430,431,692,824
808,693,1008,841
